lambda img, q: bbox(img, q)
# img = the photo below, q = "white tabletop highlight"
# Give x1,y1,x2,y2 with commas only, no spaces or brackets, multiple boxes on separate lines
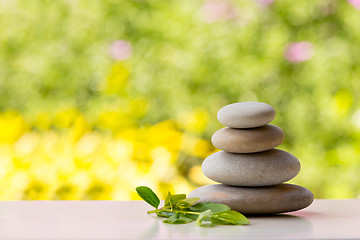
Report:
0,199,358,239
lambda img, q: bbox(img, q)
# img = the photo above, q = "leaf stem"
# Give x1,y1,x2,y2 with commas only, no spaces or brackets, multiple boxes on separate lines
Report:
147,209,201,215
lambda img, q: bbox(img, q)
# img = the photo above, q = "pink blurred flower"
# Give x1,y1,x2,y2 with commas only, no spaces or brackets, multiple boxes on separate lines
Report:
348,0,360,9
201,0,237,23
257,0,274,7
284,41,314,63
109,40,132,60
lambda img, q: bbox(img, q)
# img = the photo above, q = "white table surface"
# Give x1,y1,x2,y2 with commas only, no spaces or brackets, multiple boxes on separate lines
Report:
0,200,359,239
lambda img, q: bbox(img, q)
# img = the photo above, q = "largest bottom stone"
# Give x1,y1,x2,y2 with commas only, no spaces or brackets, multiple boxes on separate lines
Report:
188,183,313,215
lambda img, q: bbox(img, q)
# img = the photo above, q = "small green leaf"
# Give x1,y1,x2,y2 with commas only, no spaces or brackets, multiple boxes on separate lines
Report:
178,214,193,224
176,197,200,209
164,192,186,209
156,211,175,218
189,202,230,213
211,210,250,225
195,209,213,226
183,213,198,220
164,192,172,209
136,186,160,209
163,213,192,224
136,186,249,227
163,213,179,224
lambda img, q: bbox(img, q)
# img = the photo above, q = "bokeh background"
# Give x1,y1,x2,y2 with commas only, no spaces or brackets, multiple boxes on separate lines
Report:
1,0,360,200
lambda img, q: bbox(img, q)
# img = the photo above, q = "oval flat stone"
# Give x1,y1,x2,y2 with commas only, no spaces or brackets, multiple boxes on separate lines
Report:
217,102,276,128
211,124,284,153
202,149,300,186
189,184,314,215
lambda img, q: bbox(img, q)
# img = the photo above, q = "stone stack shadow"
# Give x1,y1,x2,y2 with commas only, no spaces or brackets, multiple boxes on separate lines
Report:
189,102,314,215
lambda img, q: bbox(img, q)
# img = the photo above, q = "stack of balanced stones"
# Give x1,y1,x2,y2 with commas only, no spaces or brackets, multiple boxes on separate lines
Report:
189,102,314,214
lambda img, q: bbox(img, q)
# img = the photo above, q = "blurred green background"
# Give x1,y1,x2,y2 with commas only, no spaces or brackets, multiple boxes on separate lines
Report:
0,0,359,200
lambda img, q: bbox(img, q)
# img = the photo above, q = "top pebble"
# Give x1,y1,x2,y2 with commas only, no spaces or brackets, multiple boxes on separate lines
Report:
217,102,276,128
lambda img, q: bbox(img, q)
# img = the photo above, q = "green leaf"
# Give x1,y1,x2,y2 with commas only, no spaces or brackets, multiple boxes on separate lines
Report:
189,202,230,213
164,192,172,209
164,192,186,209
156,211,175,218
163,213,192,224
183,213,198,220
178,214,193,224
195,209,213,226
163,213,178,224
136,186,160,209
136,186,249,227
176,197,200,209
211,210,250,225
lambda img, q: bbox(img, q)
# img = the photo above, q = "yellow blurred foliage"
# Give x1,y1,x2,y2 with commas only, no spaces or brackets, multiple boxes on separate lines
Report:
101,63,130,94
177,109,209,134
54,108,81,129
0,108,212,200
0,110,27,143
333,89,353,116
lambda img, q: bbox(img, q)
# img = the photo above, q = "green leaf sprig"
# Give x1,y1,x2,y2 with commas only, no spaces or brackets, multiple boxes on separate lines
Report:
136,186,250,227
